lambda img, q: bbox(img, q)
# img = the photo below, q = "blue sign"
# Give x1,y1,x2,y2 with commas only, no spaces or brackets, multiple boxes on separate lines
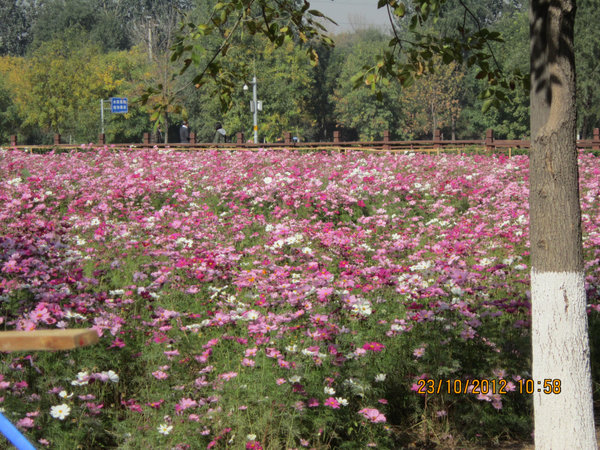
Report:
110,97,128,113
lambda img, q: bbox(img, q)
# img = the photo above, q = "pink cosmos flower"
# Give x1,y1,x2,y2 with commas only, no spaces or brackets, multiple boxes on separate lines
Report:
324,397,340,409
109,338,126,348
358,407,387,423
219,372,238,381
362,342,385,352
413,347,426,358
195,376,209,388
146,400,164,409
176,398,198,412
241,358,255,367
152,370,169,380
277,359,291,369
164,349,180,359
16,417,34,429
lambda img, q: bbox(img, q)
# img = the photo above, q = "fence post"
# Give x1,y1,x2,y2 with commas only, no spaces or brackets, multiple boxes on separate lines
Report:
53,134,61,145
189,132,196,144
433,129,441,152
236,132,245,145
284,132,292,145
485,129,494,151
383,130,390,150
593,128,600,151
143,132,151,146
10,135,17,146
333,130,343,153
98,133,105,145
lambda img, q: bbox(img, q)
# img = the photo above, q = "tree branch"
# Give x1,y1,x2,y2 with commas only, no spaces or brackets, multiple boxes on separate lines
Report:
457,0,503,74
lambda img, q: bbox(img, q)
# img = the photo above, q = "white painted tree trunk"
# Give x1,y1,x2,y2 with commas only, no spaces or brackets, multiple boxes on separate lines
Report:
531,271,596,449
529,1,596,447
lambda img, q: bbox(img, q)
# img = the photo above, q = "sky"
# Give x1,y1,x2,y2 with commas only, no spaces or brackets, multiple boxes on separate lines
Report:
308,0,393,34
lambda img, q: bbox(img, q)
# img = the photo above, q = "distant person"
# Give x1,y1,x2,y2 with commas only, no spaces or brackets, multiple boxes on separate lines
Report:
180,121,190,143
213,123,227,143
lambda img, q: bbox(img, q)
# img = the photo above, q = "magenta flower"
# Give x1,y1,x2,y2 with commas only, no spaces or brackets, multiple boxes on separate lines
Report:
362,342,385,352
324,397,340,409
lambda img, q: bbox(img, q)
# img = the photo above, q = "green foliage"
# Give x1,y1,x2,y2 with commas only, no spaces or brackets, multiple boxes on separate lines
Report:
1,0,600,144
17,32,106,141
0,0,35,56
30,0,99,48
330,30,404,141
0,74,20,145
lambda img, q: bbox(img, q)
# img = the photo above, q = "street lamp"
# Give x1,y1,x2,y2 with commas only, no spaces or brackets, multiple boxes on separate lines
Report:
243,75,261,144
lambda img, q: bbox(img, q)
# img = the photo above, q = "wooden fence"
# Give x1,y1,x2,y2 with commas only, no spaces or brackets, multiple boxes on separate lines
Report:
6,128,600,153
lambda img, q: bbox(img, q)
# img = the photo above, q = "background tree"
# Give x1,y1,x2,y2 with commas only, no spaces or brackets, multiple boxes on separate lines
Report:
98,47,153,143
457,5,530,139
330,29,403,141
0,59,22,144
30,0,98,47
399,56,464,139
0,0,38,56
137,1,194,143
14,33,106,142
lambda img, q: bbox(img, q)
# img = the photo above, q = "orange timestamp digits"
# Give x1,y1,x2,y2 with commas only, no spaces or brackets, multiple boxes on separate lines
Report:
416,378,510,395
517,379,561,394
416,378,562,395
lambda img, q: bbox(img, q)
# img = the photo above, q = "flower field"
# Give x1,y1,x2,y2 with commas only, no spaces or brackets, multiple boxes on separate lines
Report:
1,147,600,448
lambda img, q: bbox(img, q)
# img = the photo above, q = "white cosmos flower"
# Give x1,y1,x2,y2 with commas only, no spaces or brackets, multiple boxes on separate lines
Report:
50,404,71,420
263,177,273,184
71,370,90,386
375,373,387,382
106,370,119,383
157,423,173,435
336,397,349,406
324,386,336,395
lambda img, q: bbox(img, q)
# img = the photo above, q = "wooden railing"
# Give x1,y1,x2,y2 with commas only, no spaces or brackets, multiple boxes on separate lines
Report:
5,128,600,152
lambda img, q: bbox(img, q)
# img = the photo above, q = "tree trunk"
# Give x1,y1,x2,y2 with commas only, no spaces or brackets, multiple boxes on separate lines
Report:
451,116,456,141
431,102,437,140
163,112,169,145
529,1,596,448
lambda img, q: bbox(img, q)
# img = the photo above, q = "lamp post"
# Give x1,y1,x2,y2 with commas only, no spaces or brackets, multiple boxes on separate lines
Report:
146,16,153,61
243,75,260,144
